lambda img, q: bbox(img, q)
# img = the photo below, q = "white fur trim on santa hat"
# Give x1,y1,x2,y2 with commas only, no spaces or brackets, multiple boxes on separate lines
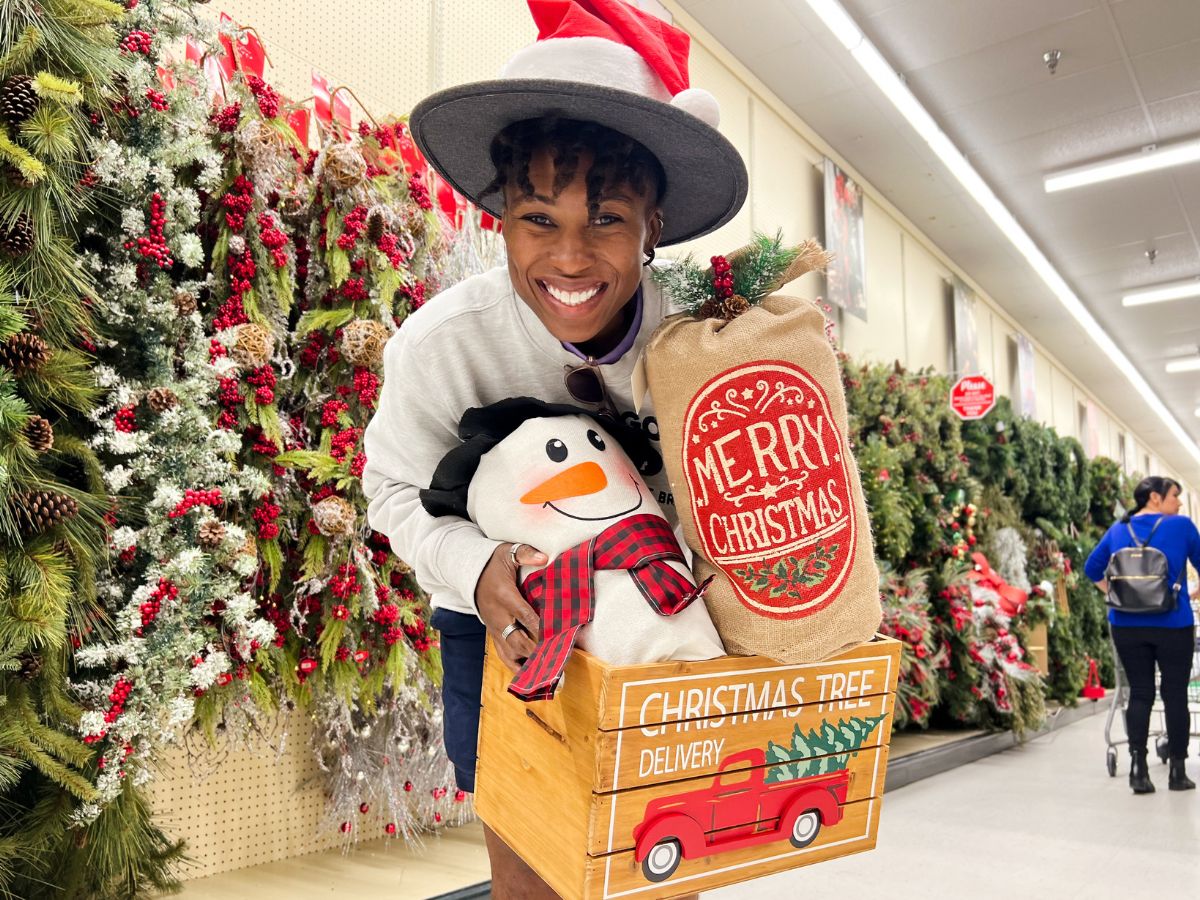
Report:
499,36,720,127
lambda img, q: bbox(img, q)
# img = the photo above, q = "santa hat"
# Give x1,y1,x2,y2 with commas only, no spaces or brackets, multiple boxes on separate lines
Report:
409,0,747,246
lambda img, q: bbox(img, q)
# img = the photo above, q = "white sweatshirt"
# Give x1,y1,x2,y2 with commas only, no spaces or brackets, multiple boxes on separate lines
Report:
362,264,679,618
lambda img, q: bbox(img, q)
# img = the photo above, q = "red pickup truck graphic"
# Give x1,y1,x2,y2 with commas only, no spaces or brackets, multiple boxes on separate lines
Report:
632,748,851,882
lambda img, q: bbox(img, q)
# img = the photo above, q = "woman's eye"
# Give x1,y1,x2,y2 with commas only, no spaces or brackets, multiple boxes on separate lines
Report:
524,214,552,226
587,429,606,451
546,438,568,462
592,214,621,226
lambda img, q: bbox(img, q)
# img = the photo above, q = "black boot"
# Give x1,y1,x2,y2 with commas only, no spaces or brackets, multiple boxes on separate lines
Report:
1129,750,1155,794
1168,759,1195,791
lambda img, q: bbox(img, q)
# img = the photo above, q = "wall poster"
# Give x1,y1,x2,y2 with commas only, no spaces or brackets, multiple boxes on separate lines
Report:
823,158,867,321
952,277,981,375
1015,333,1036,418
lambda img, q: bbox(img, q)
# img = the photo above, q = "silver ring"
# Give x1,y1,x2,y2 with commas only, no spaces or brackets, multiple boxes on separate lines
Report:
500,622,521,641
508,543,524,566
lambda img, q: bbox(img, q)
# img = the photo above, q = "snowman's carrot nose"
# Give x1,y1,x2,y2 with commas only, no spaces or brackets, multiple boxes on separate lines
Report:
521,461,608,505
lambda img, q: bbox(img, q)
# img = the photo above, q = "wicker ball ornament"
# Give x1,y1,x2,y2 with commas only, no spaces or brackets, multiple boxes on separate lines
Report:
312,495,357,537
0,332,50,374
321,144,368,191
1,213,35,256
23,415,53,453
339,319,389,369
14,490,79,533
1,75,37,124
146,386,179,413
232,323,274,368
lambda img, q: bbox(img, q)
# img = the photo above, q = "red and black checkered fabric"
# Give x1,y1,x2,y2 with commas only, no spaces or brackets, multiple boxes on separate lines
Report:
510,513,707,701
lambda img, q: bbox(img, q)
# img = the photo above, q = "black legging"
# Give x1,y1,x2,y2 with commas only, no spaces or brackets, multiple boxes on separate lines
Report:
1111,625,1196,759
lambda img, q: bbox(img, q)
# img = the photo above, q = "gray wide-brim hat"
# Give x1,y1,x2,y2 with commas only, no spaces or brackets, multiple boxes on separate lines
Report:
409,75,749,247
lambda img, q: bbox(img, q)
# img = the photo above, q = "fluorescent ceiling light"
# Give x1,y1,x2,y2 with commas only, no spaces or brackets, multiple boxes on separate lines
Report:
1165,357,1200,374
1044,137,1200,193
1122,279,1200,307
803,0,1200,467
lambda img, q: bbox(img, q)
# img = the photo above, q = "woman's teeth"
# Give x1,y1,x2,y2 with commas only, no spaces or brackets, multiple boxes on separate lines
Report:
543,282,602,307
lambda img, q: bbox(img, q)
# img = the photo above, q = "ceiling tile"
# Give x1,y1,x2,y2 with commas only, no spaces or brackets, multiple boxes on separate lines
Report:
682,0,810,57
1130,39,1200,103
1109,0,1200,56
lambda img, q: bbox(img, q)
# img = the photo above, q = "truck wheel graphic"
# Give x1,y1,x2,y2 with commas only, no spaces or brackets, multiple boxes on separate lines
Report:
789,810,821,849
642,838,682,882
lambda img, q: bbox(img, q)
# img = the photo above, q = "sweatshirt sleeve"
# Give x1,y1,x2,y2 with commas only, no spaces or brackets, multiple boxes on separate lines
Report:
1084,527,1113,583
362,327,500,618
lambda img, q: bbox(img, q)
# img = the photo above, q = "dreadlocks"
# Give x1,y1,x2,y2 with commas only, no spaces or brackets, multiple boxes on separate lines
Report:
483,117,665,217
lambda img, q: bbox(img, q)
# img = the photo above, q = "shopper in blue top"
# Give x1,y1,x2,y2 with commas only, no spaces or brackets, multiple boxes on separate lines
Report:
1085,476,1200,794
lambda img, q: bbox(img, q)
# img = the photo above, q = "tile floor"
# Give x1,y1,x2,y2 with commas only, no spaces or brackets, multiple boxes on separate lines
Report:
707,711,1200,900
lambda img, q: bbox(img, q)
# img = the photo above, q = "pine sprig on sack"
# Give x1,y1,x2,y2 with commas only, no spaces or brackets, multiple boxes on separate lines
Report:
653,231,831,319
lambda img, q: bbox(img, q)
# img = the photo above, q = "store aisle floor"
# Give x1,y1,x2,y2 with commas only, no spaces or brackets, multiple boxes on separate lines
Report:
706,710,1200,900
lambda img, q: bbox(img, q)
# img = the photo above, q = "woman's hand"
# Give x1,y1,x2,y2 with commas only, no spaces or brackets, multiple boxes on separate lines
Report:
475,542,548,673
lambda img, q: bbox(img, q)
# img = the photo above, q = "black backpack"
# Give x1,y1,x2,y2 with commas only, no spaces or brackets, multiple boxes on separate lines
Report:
1104,519,1181,614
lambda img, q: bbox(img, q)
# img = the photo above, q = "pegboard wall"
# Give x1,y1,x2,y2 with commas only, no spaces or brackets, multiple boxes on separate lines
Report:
147,714,343,880
197,1,536,124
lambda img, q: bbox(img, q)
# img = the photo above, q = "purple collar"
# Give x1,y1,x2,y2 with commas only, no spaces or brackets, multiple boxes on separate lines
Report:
561,287,643,364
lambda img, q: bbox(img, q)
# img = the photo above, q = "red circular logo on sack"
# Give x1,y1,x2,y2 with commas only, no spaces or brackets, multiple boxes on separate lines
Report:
682,361,856,619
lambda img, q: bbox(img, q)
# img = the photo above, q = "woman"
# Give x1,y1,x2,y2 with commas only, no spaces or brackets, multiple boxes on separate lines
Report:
1085,476,1200,794
362,2,747,895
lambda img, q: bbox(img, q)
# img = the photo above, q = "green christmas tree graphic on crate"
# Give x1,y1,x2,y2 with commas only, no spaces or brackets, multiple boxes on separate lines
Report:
763,714,888,783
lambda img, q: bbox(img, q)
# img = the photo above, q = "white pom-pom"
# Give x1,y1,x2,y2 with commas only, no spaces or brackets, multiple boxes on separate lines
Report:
670,88,720,128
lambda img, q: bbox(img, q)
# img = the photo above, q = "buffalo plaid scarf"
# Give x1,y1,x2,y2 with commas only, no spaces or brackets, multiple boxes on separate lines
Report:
510,513,709,701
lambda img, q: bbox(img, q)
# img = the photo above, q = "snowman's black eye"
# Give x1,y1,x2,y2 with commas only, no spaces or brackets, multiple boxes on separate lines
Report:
545,438,568,463
587,429,606,452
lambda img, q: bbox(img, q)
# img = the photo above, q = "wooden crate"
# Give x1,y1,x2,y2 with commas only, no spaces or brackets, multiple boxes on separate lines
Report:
475,636,902,899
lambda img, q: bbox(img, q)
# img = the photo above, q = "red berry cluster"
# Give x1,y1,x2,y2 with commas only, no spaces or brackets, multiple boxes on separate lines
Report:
247,364,276,405
352,368,380,408
399,280,425,311
408,176,433,211
212,294,249,332
337,205,369,250
381,625,404,647
331,604,350,620
145,88,169,112
222,175,255,232
212,101,242,133
375,231,407,269
247,75,280,119
104,677,133,726
79,168,99,189
349,452,366,478
329,427,361,462
330,563,361,601
405,620,432,652
139,577,179,630
124,192,173,270
340,276,368,303
216,377,243,430
298,331,327,368
321,399,349,427
168,488,223,519
369,533,391,567
120,30,153,54
119,545,137,565
335,646,351,661
710,255,734,300
372,603,400,627
257,212,289,268
114,405,138,433
253,493,282,540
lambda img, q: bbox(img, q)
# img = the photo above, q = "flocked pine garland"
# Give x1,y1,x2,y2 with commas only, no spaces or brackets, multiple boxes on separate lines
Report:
653,231,831,319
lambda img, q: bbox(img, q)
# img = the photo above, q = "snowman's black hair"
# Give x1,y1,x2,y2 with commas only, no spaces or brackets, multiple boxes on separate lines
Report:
420,397,663,521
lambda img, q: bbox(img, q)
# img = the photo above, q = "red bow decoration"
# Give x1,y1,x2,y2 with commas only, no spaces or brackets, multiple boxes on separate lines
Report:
967,552,1027,616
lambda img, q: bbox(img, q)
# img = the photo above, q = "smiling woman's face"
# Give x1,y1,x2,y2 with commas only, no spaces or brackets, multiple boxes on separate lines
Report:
502,147,662,347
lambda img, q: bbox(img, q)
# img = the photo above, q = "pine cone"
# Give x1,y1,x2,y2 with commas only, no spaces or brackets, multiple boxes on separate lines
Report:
4,164,35,189
0,332,49,374
14,490,79,533
1,213,35,256
173,288,198,317
367,211,385,244
198,520,227,549
1,75,37,124
23,415,53,453
17,652,42,681
721,294,751,318
146,386,179,413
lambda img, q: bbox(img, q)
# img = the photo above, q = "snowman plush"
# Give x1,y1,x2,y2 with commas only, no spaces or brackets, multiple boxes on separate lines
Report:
421,398,724,700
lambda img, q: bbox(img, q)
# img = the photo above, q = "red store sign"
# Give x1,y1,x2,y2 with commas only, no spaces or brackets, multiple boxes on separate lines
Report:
950,374,996,420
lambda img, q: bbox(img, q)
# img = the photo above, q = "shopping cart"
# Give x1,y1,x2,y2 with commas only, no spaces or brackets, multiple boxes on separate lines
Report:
1103,597,1200,776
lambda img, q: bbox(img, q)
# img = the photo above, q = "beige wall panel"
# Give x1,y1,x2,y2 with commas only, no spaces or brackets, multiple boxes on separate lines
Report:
990,315,1014,401
840,199,905,364
1051,367,1077,439
901,235,950,372
974,304,995,380
749,98,825,300
666,43,753,260
1034,352,1054,426
200,2,435,119
434,0,536,89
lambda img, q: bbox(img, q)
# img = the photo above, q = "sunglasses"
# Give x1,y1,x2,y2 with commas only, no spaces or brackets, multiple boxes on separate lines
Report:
564,361,618,418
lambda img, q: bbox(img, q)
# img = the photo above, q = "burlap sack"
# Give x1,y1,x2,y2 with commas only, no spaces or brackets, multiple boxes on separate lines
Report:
646,294,881,664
